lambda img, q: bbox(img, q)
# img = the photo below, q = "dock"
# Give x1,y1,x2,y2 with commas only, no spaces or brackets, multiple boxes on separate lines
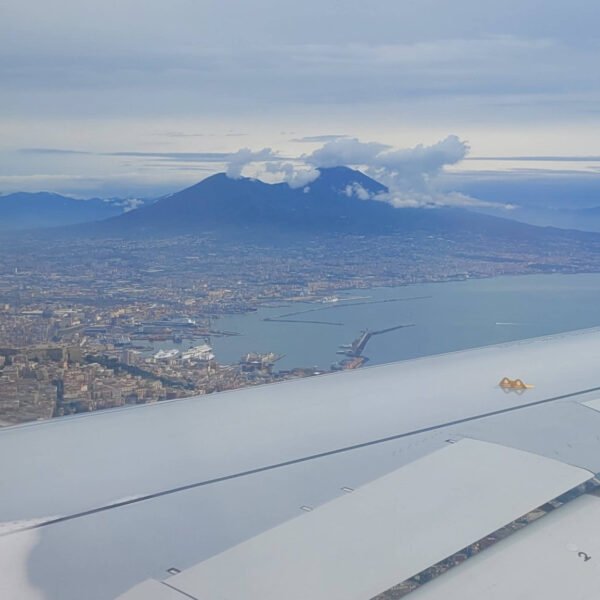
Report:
343,324,415,358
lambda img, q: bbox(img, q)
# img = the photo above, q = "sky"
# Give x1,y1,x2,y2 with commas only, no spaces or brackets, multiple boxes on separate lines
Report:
2,0,600,201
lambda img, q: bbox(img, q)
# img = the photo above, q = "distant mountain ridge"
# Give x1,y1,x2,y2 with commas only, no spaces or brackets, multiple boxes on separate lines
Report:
448,176,600,233
94,166,588,240
5,168,598,241
476,204,600,234
0,192,150,231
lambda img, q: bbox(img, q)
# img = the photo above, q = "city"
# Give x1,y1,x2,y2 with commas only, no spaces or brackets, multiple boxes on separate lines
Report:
1,229,599,425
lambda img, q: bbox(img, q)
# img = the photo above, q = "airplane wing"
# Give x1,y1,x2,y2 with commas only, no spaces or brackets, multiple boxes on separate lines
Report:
2,327,600,599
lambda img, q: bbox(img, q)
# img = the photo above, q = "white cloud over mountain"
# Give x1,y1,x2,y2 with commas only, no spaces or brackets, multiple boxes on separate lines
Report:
221,135,509,208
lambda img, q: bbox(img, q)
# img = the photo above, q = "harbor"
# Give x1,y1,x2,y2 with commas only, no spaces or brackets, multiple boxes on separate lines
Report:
208,274,600,370
119,274,600,374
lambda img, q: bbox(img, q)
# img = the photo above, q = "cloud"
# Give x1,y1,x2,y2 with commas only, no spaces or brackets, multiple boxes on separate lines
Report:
467,155,600,162
21,148,235,162
204,133,507,208
225,147,278,178
344,183,371,200
307,138,392,169
156,131,247,138
343,181,513,210
307,135,481,207
112,151,235,162
291,134,349,143
108,197,145,212
5,33,599,124
307,135,466,174
264,162,320,188
379,190,515,210
20,148,93,156
244,134,473,200
4,0,600,204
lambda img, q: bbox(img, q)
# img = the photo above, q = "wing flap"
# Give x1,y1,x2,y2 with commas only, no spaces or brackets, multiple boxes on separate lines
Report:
121,439,591,600
409,491,600,599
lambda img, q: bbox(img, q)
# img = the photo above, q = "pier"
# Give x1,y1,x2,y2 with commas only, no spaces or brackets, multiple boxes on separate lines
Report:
274,295,432,319
332,323,414,370
264,318,343,326
344,324,415,358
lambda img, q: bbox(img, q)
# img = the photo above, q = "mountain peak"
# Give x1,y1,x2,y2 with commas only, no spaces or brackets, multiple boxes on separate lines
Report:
85,164,559,242
317,165,365,177
177,172,275,197
172,166,384,198
311,166,387,195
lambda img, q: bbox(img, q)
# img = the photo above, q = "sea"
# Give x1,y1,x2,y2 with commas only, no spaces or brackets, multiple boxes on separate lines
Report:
152,273,600,370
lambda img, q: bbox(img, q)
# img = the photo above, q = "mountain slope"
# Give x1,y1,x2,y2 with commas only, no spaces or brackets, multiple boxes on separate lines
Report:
80,166,598,242
0,192,126,230
109,167,394,233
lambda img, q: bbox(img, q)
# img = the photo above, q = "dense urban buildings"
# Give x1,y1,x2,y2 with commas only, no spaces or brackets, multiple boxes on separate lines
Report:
1,230,599,425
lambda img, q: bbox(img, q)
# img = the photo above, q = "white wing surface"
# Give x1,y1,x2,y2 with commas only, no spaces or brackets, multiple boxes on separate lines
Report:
3,327,600,599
